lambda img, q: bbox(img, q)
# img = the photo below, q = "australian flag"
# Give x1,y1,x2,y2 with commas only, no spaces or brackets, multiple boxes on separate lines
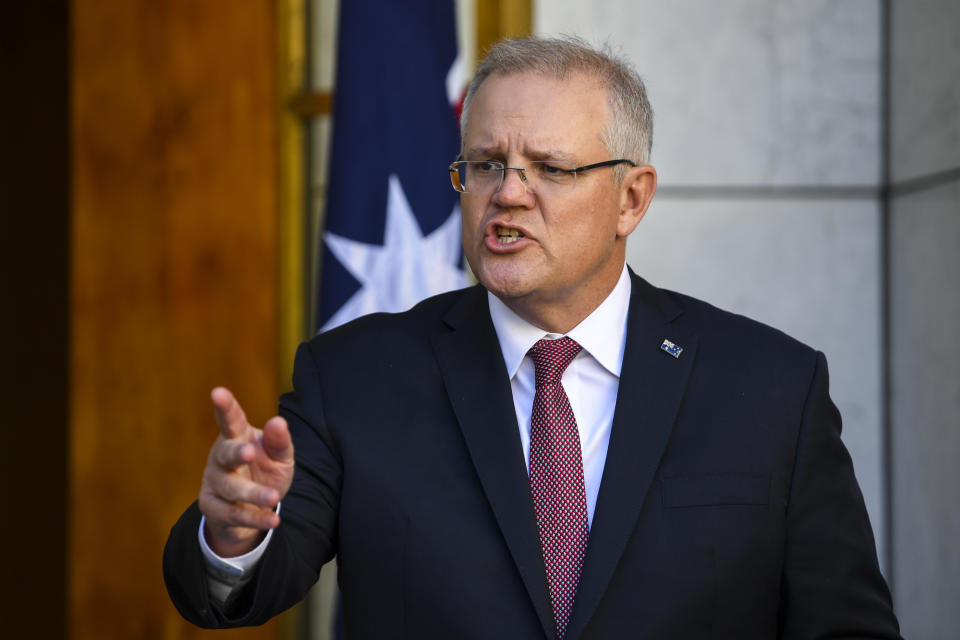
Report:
317,0,468,332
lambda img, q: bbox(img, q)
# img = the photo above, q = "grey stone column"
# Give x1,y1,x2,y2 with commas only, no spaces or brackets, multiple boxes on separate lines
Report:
888,1,960,637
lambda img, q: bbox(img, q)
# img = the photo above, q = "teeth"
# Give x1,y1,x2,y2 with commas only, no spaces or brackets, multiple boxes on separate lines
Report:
495,226,524,244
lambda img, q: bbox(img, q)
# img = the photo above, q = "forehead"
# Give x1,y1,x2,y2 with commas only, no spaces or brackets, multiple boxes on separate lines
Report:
463,71,609,158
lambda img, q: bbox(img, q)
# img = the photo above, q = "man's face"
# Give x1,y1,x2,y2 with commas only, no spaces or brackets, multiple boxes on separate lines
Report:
460,71,636,323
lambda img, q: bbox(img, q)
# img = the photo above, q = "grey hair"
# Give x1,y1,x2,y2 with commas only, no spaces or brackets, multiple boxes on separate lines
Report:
460,35,654,180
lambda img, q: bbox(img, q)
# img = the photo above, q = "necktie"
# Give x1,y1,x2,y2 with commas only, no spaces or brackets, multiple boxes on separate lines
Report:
528,337,589,639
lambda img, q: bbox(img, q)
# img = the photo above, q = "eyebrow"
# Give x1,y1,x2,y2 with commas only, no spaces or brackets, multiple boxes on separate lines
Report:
463,146,577,163
462,146,502,160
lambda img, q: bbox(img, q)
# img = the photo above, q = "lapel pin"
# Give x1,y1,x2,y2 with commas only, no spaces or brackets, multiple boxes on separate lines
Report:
660,339,683,358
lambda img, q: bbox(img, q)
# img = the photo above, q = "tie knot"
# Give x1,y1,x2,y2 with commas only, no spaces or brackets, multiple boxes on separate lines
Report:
529,337,581,387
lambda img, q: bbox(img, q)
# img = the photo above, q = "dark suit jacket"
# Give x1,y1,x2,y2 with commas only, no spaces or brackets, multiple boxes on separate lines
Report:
164,271,900,639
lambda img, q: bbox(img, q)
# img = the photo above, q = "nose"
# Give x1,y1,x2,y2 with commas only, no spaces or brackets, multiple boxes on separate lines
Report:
493,166,534,206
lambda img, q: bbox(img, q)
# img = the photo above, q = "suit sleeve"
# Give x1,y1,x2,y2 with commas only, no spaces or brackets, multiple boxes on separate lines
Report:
779,351,901,639
163,341,342,627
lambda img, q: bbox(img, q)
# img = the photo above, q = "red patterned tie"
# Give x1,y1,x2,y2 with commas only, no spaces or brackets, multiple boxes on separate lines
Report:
528,337,589,639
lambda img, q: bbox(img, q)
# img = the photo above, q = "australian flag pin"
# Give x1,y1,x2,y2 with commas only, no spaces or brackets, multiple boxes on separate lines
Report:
660,339,683,359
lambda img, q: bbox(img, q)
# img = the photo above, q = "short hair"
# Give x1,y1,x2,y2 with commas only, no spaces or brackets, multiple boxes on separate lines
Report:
461,35,654,178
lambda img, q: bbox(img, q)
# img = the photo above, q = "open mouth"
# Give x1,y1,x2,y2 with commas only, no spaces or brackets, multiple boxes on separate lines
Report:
496,226,525,244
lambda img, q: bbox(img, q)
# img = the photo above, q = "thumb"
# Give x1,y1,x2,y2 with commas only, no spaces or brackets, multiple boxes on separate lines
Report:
262,416,293,463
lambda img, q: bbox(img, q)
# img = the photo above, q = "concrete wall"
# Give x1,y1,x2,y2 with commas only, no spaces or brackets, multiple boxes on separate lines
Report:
888,1,960,637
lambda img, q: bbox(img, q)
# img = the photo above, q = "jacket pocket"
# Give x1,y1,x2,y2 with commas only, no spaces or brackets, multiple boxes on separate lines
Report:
661,472,770,507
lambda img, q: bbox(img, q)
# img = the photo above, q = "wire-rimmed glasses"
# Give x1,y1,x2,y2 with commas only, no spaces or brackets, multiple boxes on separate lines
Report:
447,158,637,195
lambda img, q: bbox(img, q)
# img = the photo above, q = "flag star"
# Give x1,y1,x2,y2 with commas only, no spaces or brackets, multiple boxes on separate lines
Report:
321,173,468,331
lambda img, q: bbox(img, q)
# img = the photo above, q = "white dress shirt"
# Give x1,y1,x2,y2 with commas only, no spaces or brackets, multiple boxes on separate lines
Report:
200,264,632,599
487,263,631,527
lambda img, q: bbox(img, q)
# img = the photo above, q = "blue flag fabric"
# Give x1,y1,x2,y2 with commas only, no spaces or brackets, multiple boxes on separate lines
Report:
317,0,467,332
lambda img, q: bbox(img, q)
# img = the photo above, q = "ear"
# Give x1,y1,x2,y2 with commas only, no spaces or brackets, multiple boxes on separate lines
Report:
616,164,657,238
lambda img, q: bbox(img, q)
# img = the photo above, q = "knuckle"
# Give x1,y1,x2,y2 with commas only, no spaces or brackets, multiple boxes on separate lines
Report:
215,441,240,468
198,494,227,523
210,441,226,466
239,483,258,504
200,475,219,503
227,503,259,528
215,474,241,502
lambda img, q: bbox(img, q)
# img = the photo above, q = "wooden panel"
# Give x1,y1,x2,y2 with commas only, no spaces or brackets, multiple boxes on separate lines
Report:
0,2,69,638
70,1,280,638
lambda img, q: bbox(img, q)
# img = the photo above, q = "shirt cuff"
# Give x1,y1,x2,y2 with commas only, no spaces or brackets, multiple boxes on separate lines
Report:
197,504,279,604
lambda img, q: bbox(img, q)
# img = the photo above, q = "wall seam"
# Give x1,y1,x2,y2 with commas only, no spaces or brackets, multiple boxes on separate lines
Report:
655,185,879,200
889,165,960,198
879,0,894,588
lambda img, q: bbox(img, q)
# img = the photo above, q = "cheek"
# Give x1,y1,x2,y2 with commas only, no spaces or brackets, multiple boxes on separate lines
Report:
562,198,614,236
459,196,485,241
586,195,622,237
560,206,619,259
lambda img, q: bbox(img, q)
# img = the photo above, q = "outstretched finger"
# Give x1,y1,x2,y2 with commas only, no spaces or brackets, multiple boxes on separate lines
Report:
211,387,250,440
262,416,293,463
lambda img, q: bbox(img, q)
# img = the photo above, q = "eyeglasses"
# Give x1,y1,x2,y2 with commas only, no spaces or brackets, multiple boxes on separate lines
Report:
447,158,637,195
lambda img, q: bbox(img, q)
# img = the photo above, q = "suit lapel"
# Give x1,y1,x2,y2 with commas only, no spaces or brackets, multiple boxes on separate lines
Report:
431,286,556,639
565,272,699,640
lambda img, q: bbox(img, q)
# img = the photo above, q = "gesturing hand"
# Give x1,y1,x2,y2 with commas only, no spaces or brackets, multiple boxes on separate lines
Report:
198,387,295,557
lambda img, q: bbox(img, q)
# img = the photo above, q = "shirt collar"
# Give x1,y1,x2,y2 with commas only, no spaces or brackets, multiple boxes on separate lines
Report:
488,264,632,380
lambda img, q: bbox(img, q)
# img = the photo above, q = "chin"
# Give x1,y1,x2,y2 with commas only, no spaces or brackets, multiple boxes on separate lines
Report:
475,265,537,301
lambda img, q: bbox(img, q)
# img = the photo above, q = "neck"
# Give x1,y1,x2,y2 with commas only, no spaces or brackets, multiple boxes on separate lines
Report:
499,266,625,334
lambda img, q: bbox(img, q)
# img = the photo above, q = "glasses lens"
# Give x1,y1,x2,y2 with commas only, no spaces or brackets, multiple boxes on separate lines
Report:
449,160,578,194
528,161,576,191
449,166,466,192
464,161,503,193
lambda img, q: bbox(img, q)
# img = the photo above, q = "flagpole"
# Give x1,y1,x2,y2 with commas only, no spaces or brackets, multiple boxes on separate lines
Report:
475,0,533,60
278,0,309,397
277,0,308,634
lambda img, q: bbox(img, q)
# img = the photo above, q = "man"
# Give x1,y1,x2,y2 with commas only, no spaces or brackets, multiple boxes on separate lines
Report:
165,37,901,638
